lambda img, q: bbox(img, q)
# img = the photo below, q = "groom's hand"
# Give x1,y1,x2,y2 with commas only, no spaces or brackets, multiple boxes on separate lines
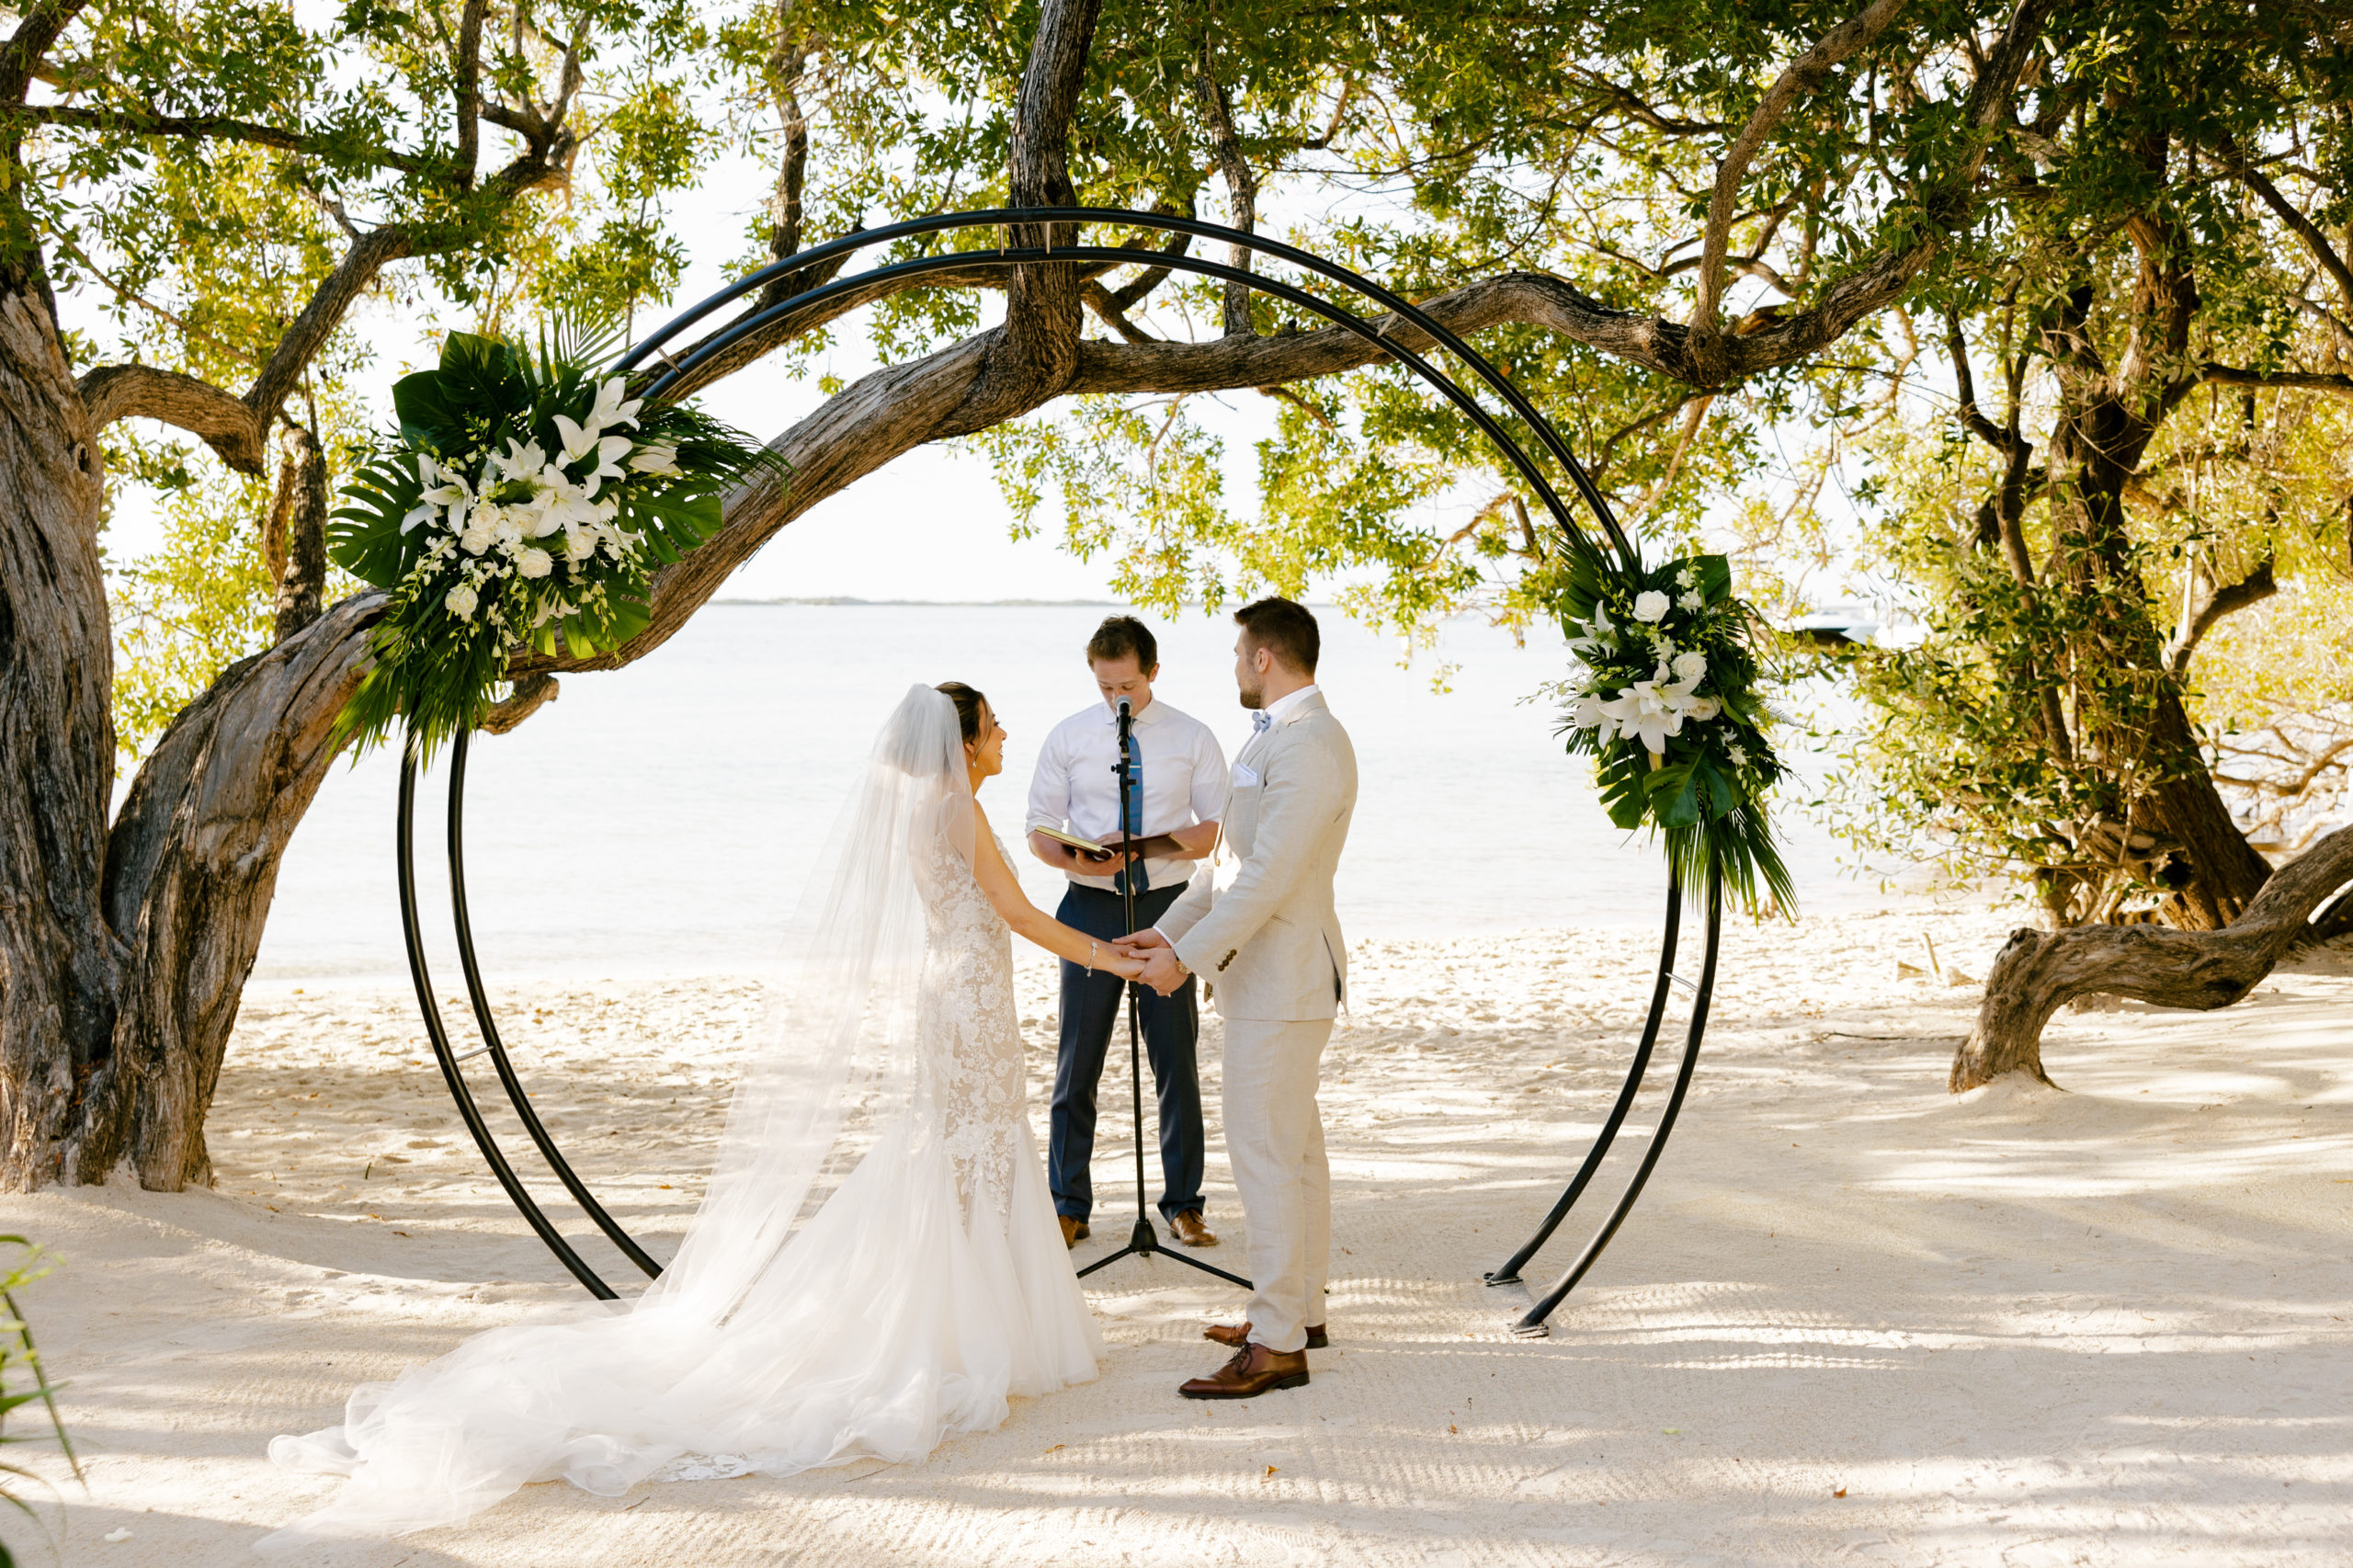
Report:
1117,928,1170,951
1134,947,1186,996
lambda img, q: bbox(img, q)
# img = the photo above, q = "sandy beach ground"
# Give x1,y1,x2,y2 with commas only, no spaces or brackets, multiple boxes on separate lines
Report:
9,904,2351,1566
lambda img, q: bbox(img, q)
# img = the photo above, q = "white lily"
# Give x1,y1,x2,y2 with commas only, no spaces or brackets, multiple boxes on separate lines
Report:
494,437,549,483
552,414,602,468
1598,688,1683,754
585,377,643,434
1650,659,1721,724
1597,667,1688,754
404,454,475,534
630,443,681,476
577,434,634,495
1566,694,1612,731
1564,604,1618,661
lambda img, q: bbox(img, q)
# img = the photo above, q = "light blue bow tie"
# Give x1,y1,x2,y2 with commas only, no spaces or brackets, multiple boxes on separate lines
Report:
1251,710,1272,733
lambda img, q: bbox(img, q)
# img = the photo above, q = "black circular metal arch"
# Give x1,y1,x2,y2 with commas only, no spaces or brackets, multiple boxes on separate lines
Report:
395,206,1726,1334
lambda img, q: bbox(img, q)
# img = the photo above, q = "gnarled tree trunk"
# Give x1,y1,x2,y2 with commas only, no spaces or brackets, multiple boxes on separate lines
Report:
89,597,379,1187
1951,824,2353,1091
0,289,119,1188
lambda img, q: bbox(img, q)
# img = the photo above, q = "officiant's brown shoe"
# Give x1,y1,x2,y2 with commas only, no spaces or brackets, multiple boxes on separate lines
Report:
1058,1216,1089,1249
1179,1343,1309,1400
1204,1321,1326,1350
1170,1210,1217,1247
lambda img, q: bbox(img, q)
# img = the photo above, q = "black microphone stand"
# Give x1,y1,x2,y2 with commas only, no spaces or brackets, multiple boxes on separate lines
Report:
1075,699,1249,1291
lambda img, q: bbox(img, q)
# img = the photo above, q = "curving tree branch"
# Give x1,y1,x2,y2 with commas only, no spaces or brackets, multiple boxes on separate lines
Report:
15,105,426,173
1687,0,1910,354
76,364,267,472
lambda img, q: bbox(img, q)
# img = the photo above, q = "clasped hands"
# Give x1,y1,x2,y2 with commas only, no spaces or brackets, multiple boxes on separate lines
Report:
1109,927,1187,996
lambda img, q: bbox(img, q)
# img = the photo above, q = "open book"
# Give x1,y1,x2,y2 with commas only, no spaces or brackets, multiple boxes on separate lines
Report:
1033,824,1120,861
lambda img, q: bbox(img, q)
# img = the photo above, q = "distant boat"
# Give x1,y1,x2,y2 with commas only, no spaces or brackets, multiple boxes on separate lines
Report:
1783,605,1881,647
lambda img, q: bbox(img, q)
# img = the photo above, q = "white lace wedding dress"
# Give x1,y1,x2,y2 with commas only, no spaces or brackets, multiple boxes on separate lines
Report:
261,687,1099,1548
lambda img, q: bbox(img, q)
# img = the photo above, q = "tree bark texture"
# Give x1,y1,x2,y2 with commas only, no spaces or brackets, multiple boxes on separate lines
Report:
0,289,120,1187
2039,290,2273,930
1951,824,2353,1092
271,425,329,642
86,597,378,1187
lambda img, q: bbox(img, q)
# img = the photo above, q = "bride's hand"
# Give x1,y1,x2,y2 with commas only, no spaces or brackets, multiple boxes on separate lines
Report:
1102,949,1149,980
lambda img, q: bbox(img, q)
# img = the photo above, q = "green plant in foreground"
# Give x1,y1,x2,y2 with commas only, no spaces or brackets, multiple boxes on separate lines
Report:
0,1237,77,1568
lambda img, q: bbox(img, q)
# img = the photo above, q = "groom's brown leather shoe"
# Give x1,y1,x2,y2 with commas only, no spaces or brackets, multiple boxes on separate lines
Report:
1205,1321,1326,1350
1170,1210,1217,1247
1179,1343,1309,1400
1058,1215,1089,1249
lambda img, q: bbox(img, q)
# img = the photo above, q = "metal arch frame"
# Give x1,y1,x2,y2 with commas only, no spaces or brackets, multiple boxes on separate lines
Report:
394,205,1726,1327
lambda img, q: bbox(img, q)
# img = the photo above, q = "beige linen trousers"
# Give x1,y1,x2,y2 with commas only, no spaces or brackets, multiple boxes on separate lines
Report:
1159,691,1357,1354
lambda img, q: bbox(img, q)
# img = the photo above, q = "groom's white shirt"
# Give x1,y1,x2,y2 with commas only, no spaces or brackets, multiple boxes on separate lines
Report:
1154,686,1355,1019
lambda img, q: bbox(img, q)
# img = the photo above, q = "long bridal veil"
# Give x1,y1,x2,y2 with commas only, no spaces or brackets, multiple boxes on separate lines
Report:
262,684,1095,1548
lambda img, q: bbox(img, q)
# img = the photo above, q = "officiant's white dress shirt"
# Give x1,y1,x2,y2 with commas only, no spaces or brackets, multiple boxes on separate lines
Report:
1025,697,1227,893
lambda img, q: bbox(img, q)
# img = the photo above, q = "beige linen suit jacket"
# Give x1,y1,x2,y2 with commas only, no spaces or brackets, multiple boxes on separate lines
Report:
1157,692,1357,1020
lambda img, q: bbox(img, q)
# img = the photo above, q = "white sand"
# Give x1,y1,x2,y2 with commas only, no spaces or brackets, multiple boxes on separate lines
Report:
10,907,2351,1566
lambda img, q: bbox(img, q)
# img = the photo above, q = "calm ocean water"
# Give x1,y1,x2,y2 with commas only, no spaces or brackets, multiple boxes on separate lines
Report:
250,603,1889,982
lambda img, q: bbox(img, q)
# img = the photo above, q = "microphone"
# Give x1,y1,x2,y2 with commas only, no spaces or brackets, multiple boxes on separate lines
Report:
1115,697,1131,730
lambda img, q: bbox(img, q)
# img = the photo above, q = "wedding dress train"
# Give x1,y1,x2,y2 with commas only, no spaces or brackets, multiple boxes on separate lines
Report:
261,687,1100,1548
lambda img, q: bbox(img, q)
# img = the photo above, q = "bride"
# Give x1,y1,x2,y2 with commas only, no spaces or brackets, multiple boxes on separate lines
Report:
262,682,1139,1546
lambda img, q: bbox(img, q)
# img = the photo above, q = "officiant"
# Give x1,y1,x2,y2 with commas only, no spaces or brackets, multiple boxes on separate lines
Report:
1027,616,1226,1252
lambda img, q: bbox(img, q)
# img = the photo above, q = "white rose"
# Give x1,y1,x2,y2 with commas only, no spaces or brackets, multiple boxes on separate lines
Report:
445,583,479,619
1672,651,1708,684
517,547,553,579
1631,589,1671,623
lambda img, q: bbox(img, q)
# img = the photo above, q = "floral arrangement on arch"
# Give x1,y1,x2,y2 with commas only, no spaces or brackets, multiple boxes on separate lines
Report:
329,328,788,754
1556,530,1793,915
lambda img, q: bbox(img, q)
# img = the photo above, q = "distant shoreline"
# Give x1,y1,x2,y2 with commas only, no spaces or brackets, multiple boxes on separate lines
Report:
712,596,1122,608
711,596,1350,609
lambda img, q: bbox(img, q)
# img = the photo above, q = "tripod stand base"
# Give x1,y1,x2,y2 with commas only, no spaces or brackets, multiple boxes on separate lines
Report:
1074,1215,1254,1290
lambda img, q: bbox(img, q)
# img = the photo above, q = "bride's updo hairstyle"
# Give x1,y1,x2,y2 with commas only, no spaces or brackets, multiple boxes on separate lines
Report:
936,681,989,744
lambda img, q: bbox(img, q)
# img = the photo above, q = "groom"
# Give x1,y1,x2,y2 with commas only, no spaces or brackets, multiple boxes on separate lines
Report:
1122,597,1356,1400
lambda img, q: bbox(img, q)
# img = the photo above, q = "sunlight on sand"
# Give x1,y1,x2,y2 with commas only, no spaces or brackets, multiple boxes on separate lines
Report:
6,908,2348,1566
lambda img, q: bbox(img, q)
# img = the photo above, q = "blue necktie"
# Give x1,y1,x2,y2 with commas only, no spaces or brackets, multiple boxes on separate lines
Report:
1252,710,1272,733
1120,733,1147,896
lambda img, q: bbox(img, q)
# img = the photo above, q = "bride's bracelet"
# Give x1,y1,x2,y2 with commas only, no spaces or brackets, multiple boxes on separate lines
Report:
1086,939,1097,974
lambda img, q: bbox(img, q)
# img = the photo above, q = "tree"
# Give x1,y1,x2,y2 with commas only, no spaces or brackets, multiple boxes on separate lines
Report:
9,0,2349,1194
1,0,713,1187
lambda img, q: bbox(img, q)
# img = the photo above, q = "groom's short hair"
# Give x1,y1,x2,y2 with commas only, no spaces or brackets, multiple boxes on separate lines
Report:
1086,614,1158,673
1234,597,1319,676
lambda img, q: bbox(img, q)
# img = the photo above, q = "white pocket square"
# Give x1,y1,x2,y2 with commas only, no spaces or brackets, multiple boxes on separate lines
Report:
1232,762,1261,788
